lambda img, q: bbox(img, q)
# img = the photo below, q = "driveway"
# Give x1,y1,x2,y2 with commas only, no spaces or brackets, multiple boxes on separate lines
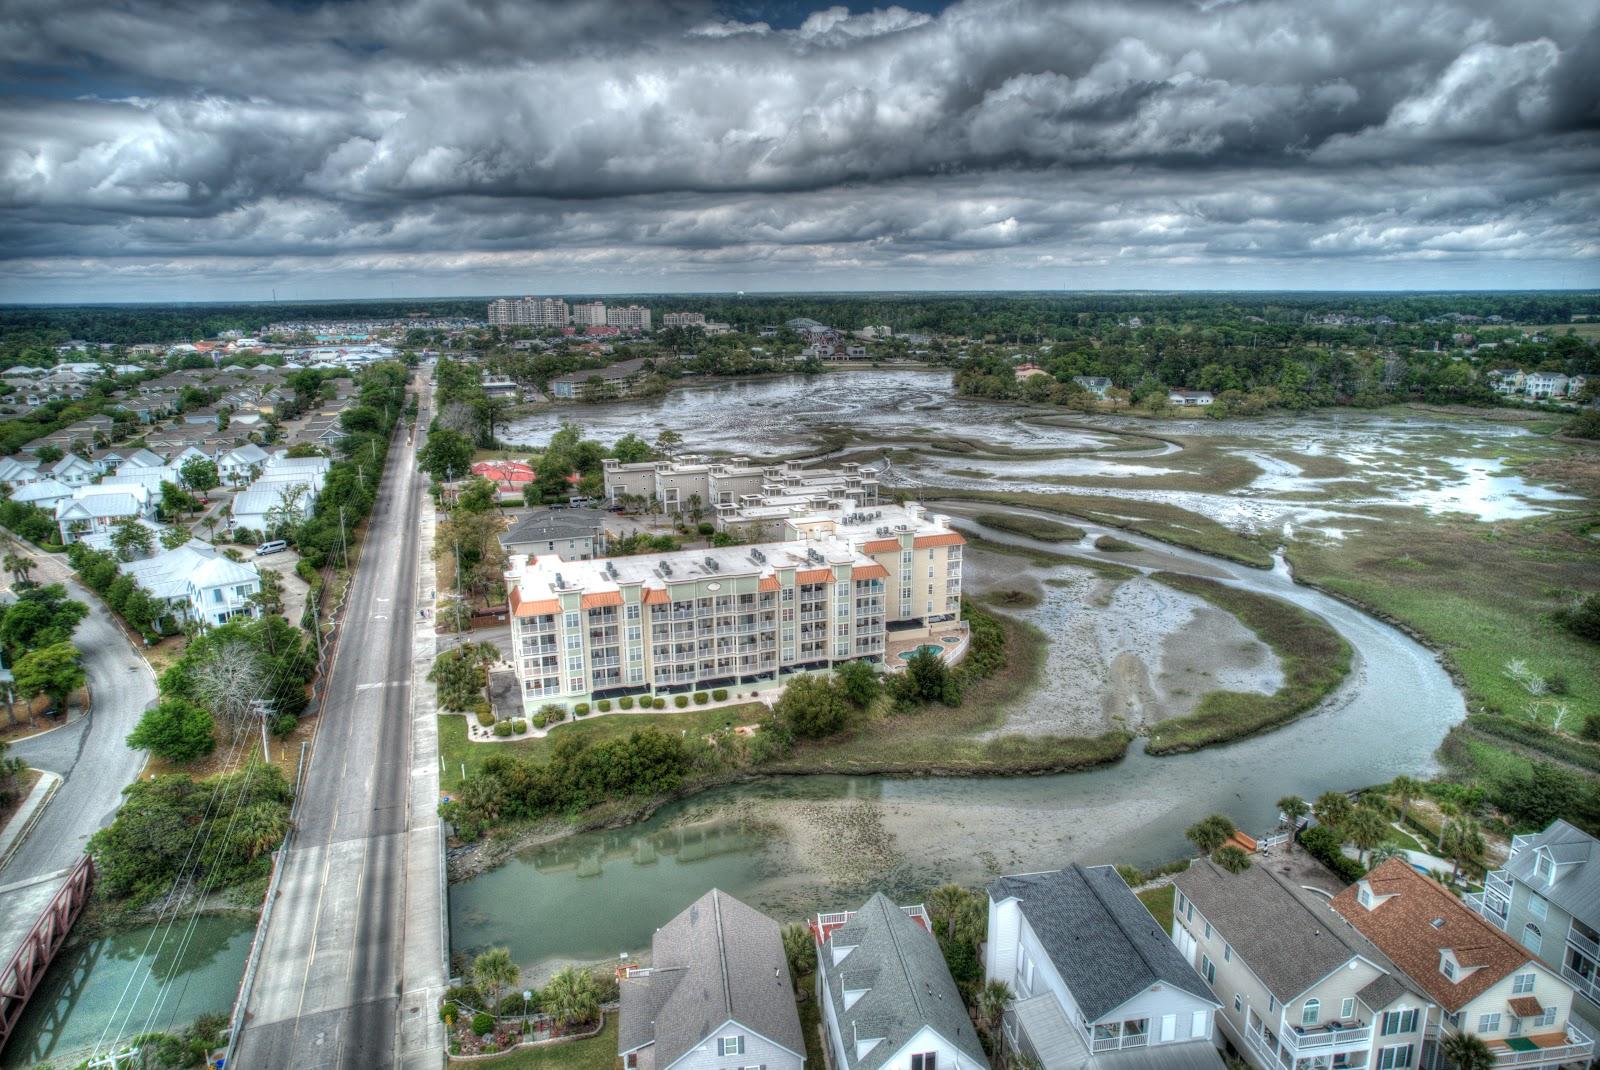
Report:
0,548,156,881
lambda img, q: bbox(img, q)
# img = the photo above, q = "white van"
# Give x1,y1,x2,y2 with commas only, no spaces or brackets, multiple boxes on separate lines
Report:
255,539,288,556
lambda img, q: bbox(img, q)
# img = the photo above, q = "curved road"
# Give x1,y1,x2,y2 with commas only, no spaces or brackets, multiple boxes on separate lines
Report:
2,550,155,882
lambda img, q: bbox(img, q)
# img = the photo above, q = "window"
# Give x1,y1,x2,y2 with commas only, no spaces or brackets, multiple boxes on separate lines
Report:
717,1036,745,1057
1522,923,1543,955
565,611,580,629
910,1055,937,1070
1303,1000,1321,1026
1342,998,1355,1020
1204,921,1212,939
1377,1044,1414,1070
1478,1013,1501,1033
1234,995,1243,1013
1513,972,1536,995
1383,1009,1418,1035
1440,957,1456,981
1534,852,1553,881
1359,887,1374,908
1201,954,1216,985
1269,997,1276,1013
1536,1006,1557,1028
1528,895,1548,921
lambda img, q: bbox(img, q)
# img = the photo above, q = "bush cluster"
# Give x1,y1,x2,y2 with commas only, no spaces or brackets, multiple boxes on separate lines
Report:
1298,825,1366,882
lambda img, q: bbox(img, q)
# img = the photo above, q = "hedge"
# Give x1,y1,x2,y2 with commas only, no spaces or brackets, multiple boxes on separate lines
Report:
597,699,612,712
619,696,635,709
712,688,728,701
573,702,590,717
693,692,708,704
1299,825,1365,882
674,695,689,708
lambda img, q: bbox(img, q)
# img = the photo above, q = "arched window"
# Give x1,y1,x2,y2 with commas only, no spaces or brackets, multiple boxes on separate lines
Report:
1522,923,1543,954
1303,999,1321,1026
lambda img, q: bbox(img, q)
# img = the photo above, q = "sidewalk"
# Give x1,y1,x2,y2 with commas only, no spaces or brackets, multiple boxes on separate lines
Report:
0,770,62,875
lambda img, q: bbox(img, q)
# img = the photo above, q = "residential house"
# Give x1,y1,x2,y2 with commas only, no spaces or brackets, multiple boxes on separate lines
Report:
618,888,805,1070
232,477,318,535
1072,376,1112,398
109,465,182,496
1488,369,1526,395
499,508,607,560
1464,820,1600,1013
54,484,155,544
0,456,42,488
49,454,100,488
1014,363,1051,381
1523,373,1570,400
10,478,74,512
989,863,1223,1070
1168,390,1215,407
121,447,168,470
816,893,989,1070
1171,857,1431,1070
219,443,271,485
1332,858,1591,1070
470,459,535,496
120,541,262,628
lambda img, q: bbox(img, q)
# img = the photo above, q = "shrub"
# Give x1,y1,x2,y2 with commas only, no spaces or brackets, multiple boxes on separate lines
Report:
693,691,708,704
476,707,495,728
573,702,590,717
712,688,728,701
1583,715,1600,742
674,695,689,708
271,712,299,738
696,521,715,536
126,698,216,764
653,697,667,709
597,699,611,712
1299,824,1366,882
493,721,514,737
472,1012,494,1036
532,713,547,729
619,696,635,709
540,704,565,724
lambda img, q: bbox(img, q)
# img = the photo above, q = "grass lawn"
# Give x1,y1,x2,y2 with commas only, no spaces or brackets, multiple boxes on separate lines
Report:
439,703,769,792
1145,573,1353,754
1137,885,1175,924
972,512,1085,542
450,1015,617,1070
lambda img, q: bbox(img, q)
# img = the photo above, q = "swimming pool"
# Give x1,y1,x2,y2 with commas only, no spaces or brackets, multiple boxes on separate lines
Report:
897,644,945,661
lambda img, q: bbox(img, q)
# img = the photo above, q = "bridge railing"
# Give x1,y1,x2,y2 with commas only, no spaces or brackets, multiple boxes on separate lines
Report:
0,854,94,1055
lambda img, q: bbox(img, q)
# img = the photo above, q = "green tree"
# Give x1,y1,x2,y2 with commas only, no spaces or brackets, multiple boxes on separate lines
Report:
126,698,216,763
977,979,1014,1037
1277,794,1310,833
179,456,219,496
774,675,850,739
159,480,199,520
653,429,683,456
160,526,191,550
540,966,599,1027
1346,806,1389,865
834,660,880,710
1186,813,1236,856
1441,1031,1495,1070
111,517,154,561
427,643,498,712
1388,776,1422,823
36,445,63,464
781,922,816,985
1212,845,1252,873
2,551,34,586
455,476,499,514
1313,791,1352,833
0,583,88,655
610,433,653,464
12,642,86,713
418,427,474,482
1441,820,1486,881
471,947,520,1014
891,647,957,706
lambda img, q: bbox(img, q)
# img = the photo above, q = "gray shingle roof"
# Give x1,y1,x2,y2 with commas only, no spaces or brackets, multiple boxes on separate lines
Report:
1172,859,1413,1006
820,892,989,1070
501,508,606,548
618,889,804,1067
1502,820,1600,929
990,864,1217,1021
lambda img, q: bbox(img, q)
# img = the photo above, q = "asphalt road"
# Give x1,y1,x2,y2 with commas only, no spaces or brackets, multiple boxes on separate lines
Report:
234,387,438,1069
2,552,155,881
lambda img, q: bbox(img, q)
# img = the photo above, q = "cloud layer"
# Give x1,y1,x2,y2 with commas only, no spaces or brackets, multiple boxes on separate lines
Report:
1,0,1597,299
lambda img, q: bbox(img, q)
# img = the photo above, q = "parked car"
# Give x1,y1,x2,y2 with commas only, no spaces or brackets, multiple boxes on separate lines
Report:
255,539,288,555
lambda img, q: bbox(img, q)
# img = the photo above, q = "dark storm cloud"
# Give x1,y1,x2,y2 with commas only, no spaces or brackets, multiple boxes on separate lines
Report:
0,0,1596,297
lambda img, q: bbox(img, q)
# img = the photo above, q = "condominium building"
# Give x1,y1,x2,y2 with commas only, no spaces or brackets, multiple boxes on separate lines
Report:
487,296,570,327
602,456,879,520
662,312,706,327
605,304,652,330
570,301,608,327
504,503,964,713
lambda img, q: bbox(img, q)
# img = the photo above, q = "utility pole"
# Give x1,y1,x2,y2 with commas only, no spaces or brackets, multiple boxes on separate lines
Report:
252,698,271,762
339,505,349,571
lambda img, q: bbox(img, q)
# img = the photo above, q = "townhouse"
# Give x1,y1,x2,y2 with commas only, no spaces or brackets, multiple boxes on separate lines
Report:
1171,858,1431,1070
55,484,156,544
119,542,263,629
503,503,963,713
988,863,1222,1070
619,889,804,1070
548,356,656,400
603,457,880,519
1465,820,1600,1012
499,508,608,560
1333,858,1592,1070
816,893,989,1070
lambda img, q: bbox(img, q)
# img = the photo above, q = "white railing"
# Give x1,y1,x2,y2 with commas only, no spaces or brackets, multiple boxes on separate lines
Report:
1463,891,1510,931
1485,871,1513,900
1491,1022,1593,1067
1258,832,1292,852
1560,963,1600,1006
1283,1023,1371,1053
1566,924,1600,963
1508,834,1537,860
1092,1031,1150,1052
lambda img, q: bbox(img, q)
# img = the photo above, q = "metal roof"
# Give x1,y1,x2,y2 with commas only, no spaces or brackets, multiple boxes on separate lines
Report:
1501,820,1600,930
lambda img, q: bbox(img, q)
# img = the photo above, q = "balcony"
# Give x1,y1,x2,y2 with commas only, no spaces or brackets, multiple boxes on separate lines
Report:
1508,834,1538,861
813,903,930,943
1567,924,1600,964
1284,1023,1371,1054
1488,1023,1594,1068
1560,961,1600,1007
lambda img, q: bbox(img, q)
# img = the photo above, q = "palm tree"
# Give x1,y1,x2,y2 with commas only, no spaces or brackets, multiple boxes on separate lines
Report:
1276,795,1309,836
2,552,33,586
1186,814,1236,856
541,965,599,1027
1441,820,1486,883
1313,791,1352,833
1436,799,1463,851
471,947,520,1015
1389,776,1422,823
1368,843,1406,867
1212,845,1252,874
1346,806,1389,866
232,802,289,861
976,979,1013,1038
781,923,816,984
1442,1031,1496,1070
927,883,972,942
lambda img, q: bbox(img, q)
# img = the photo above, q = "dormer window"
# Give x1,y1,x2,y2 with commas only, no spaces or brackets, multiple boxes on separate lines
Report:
1359,887,1374,909
1534,852,1553,882
1441,955,1457,981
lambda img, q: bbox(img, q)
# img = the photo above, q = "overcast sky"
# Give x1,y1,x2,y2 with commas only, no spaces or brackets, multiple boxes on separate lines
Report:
1,0,1597,302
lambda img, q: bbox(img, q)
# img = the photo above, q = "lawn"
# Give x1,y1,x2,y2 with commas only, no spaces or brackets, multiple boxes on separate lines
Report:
449,1015,617,1070
1145,573,1353,754
1137,884,1175,924
439,703,769,792
972,512,1085,542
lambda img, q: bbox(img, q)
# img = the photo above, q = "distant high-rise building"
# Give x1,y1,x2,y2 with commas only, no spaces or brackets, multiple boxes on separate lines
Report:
487,297,570,327
571,301,607,327
605,304,652,331
662,312,705,328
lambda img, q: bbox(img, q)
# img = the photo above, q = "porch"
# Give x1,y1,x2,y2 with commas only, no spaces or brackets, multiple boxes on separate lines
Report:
1485,1022,1594,1068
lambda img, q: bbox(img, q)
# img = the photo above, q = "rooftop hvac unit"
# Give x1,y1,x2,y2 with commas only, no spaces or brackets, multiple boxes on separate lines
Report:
660,562,673,576
704,557,719,571
750,548,766,563
553,572,566,589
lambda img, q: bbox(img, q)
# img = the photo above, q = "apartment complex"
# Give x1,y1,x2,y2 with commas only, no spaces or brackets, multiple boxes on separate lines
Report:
547,356,656,400
487,296,571,327
1465,820,1600,1012
570,300,608,327
602,456,880,525
605,304,652,330
504,503,963,713
662,312,706,327
1171,858,1431,1070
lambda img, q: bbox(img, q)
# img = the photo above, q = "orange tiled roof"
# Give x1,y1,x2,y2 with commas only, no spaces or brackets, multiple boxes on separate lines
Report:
1331,858,1534,1012
580,591,623,609
913,532,965,548
853,563,890,581
758,575,781,592
862,537,902,553
510,589,560,617
796,567,834,584
642,587,669,605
